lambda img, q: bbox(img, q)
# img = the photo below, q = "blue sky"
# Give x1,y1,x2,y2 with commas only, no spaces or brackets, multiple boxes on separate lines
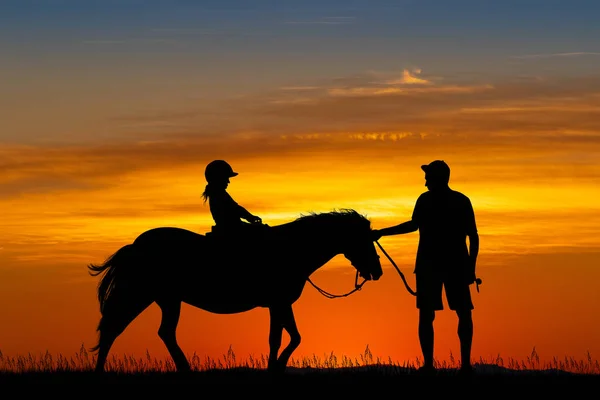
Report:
3,1,599,67
2,0,600,144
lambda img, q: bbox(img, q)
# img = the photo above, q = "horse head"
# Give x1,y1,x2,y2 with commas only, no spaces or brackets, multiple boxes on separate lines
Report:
336,210,383,281
343,231,383,281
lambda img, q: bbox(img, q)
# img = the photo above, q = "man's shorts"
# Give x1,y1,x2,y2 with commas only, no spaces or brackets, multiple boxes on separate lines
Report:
416,271,474,311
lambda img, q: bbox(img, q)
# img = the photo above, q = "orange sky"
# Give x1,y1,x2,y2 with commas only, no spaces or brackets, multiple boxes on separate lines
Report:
2,2,600,367
2,119,600,365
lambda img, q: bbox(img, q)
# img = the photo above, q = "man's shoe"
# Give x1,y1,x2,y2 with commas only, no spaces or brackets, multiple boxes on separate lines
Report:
457,364,475,377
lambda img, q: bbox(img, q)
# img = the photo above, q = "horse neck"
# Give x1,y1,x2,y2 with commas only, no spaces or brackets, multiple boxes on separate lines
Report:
305,241,343,277
278,219,349,276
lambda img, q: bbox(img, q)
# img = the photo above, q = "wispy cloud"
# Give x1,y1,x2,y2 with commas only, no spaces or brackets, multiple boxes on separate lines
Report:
324,69,488,97
81,38,180,45
149,28,268,37
81,40,129,44
4,70,600,201
279,86,321,91
150,28,222,35
283,16,356,25
385,69,431,85
327,84,491,97
511,52,600,59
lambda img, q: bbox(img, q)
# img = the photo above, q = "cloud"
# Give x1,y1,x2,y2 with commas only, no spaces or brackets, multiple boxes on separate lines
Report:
279,86,321,91
511,52,600,59
81,40,129,44
150,28,224,35
100,70,600,151
322,69,492,97
254,71,600,125
283,16,356,25
91,70,600,157
81,38,180,46
149,28,268,37
327,84,491,97
385,69,431,85
3,70,600,200
460,105,600,114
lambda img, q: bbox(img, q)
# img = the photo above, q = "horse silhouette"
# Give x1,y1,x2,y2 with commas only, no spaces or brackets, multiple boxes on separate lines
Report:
88,209,383,374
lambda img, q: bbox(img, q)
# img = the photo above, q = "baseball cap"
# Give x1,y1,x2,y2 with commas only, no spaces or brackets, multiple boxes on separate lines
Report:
421,160,450,179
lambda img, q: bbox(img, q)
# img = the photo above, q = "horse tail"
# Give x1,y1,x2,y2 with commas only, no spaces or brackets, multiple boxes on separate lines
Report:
88,244,136,316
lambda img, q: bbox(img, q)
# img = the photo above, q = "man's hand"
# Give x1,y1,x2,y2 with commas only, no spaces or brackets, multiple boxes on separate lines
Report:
466,271,477,285
465,259,477,284
371,229,382,241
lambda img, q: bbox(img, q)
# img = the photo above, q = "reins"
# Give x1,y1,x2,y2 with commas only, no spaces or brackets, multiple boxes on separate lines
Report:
307,270,366,299
307,240,417,299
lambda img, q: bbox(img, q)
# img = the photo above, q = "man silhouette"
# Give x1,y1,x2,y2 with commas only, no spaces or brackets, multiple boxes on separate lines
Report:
372,160,479,375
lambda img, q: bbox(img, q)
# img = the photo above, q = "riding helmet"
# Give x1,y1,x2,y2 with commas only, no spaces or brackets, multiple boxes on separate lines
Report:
205,160,239,182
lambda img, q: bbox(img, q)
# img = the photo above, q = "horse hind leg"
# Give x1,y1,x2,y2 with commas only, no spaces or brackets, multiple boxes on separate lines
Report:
267,307,284,373
93,294,153,373
156,299,191,372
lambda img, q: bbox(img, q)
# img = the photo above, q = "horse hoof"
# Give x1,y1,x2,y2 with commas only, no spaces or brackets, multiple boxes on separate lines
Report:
267,364,286,376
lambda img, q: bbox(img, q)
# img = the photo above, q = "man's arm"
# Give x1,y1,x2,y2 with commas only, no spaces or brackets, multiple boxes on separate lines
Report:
380,220,418,236
372,220,418,240
372,195,422,241
467,231,479,282
465,196,479,282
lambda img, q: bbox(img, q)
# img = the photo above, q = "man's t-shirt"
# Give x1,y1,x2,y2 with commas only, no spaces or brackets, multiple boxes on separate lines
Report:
412,188,477,274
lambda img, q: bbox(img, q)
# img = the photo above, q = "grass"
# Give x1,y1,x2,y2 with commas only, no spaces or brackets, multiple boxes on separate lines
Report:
1,344,599,388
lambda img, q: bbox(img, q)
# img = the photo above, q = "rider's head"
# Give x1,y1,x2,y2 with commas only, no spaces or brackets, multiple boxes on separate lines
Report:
202,160,238,202
205,160,238,184
421,160,450,191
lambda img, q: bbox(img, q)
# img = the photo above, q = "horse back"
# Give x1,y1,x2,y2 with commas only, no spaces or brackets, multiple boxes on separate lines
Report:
132,226,277,278
127,225,309,311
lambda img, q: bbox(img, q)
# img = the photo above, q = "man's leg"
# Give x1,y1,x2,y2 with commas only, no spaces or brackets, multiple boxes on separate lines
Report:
416,272,442,371
446,273,474,372
418,309,436,369
456,309,473,370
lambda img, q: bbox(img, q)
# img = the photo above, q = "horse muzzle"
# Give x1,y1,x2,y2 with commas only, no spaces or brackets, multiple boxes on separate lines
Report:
360,271,382,281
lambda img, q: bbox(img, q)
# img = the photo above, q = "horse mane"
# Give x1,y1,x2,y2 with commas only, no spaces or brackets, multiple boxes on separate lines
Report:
293,208,372,232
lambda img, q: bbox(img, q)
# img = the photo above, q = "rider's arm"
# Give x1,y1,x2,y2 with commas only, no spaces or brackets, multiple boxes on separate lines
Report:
233,198,261,223
222,191,259,222
237,204,258,221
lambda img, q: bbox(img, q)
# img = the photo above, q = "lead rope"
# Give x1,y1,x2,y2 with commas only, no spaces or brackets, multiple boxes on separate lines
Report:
309,240,480,299
375,240,417,296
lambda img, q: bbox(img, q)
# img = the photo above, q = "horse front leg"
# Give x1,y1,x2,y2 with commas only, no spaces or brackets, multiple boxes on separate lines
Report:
277,305,301,370
268,306,284,374
268,305,301,374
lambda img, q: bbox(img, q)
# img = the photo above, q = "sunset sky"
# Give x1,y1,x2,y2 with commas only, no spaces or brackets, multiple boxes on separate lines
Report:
1,0,600,367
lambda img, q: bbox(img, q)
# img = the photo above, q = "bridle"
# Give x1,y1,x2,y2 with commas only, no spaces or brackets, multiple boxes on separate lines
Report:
308,240,418,298
306,244,375,299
